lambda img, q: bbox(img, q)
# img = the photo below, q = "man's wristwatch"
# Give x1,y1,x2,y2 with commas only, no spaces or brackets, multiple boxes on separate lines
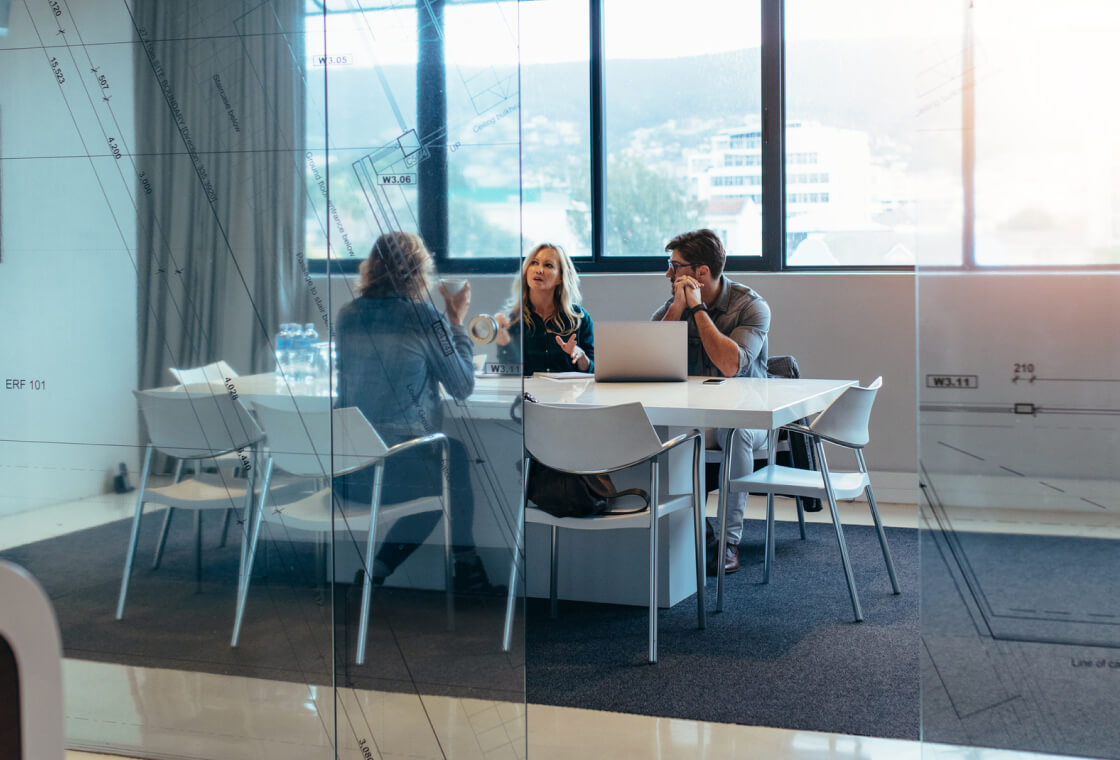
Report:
685,303,708,318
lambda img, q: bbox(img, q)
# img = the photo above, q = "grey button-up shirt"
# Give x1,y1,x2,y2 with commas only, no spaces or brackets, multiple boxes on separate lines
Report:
651,276,770,378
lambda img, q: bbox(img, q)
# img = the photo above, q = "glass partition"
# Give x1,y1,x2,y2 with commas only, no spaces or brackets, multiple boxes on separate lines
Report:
917,3,1120,759
0,0,525,757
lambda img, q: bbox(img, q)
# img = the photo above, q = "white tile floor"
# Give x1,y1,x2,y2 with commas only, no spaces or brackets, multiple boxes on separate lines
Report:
58,657,1078,760
5,489,1109,760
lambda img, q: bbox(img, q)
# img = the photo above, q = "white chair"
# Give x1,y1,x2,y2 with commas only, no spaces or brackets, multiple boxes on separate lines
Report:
163,360,244,550
501,401,705,664
0,560,64,759
117,389,264,621
168,360,240,387
704,355,819,571
232,400,452,665
714,377,901,619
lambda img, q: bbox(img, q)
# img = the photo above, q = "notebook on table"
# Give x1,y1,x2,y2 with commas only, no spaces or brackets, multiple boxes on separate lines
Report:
594,321,688,382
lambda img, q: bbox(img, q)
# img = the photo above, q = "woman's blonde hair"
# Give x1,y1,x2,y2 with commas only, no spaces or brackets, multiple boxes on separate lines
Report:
358,231,432,301
507,243,583,334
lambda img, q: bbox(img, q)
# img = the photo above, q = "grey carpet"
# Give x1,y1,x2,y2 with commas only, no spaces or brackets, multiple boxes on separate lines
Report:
920,522,1120,760
0,513,524,703
2,513,922,740
525,521,920,740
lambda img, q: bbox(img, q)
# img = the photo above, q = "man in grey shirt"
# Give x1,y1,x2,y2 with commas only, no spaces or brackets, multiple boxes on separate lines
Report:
652,229,770,575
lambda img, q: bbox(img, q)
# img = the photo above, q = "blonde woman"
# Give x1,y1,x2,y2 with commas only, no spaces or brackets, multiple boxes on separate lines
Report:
495,243,594,375
335,231,497,593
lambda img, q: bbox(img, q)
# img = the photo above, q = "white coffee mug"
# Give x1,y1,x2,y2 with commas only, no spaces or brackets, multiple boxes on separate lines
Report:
440,278,467,296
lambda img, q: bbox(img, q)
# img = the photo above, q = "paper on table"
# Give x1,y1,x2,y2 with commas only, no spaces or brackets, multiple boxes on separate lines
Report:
533,372,594,381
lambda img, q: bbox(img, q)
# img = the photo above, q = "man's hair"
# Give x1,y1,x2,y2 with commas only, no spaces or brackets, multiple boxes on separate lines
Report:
665,228,726,279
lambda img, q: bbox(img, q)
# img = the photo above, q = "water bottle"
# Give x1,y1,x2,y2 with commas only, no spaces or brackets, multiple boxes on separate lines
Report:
274,324,293,389
301,323,320,388
287,324,307,387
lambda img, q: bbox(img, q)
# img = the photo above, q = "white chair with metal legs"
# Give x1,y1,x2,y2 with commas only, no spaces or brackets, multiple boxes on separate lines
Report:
705,436,810,542
117,390,263,622
705,355,819,578
714,376,901,618
231,401,453,665
501,401,705,664
162,360,244,550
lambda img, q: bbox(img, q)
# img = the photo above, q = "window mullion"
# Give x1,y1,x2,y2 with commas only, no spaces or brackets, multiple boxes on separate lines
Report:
760,0,785,271
589,0,606,262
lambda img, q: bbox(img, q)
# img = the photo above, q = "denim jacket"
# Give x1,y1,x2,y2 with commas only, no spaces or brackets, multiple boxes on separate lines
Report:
336,295,474,444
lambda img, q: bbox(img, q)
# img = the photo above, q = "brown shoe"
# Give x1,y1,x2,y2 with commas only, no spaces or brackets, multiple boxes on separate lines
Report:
708,544,740,576
723,545,739,574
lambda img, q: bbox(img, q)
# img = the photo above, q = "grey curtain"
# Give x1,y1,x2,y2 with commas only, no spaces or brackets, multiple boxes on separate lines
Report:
133,0,305,389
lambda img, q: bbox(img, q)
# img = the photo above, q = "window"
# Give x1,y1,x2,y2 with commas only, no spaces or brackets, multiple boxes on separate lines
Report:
303,0,522,266
603,0,762,259
519,0,592,258
968,0,1120,267
785,1,927,267
305,0,920,274
304,3,420,266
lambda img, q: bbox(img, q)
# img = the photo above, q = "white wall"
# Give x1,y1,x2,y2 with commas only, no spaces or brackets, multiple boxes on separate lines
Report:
0,1,138,515
918,271,1120,512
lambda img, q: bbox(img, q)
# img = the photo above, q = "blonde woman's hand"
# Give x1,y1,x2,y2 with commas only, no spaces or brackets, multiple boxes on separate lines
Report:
440,281,471,325
556,334,590,371
495,312,513,347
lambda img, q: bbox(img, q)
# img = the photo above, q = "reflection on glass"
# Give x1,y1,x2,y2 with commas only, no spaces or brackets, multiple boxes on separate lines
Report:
785,0,942,266
971,1,1120,266
604,0,761,257
446,1,522,258
334,232,494,592
918,7,1120,760
305,5,420,261
0,0,524,757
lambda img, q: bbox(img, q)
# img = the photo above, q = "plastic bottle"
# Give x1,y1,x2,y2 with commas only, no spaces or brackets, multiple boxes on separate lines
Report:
301,323,320,387
286,324,306,387
274,324,293,389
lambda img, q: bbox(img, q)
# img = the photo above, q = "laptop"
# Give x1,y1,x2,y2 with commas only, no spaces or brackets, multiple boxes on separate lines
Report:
594,321,688,382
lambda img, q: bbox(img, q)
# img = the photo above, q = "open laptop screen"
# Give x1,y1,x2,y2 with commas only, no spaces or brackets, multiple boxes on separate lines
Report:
594,321,688,382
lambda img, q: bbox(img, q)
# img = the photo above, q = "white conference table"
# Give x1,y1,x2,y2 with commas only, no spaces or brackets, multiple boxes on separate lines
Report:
164,372,851,431
522,374,851,430
159,372,854,605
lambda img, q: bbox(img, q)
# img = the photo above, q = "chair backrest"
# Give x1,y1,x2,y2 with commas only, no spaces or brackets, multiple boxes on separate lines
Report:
251,399,389,478
524,401,664,474
168,360,239,386
808,376,882,448
766,354,801,380
134,389,264,461
0,561,64,759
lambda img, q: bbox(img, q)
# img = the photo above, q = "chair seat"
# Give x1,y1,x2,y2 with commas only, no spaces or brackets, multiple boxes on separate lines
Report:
728,464,870,500
526,493,692,530
261,487,444,533
145,472,253,510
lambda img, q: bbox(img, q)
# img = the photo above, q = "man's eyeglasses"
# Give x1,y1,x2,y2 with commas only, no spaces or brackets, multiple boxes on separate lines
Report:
667,259,694,273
